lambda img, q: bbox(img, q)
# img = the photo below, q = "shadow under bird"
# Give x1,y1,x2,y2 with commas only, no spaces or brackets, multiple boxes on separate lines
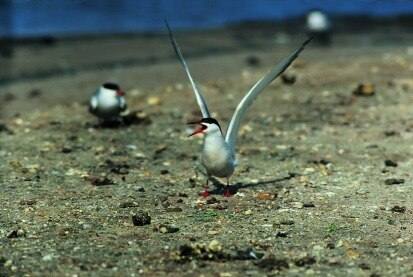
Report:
89,82,128,122
166,21,311,197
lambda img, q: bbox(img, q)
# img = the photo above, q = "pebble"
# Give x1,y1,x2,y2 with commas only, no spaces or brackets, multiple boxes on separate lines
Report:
147,97,162,106
281,72,296,85
276,231,288,237
384,160,398,167
89,176,114,186
257,192,275,200
255,256,289,270
391,205,406,213
352,83,375,96
384,178,405,185
42,254,53,261
295,256,316,267
28,89,42,98
244,209,253,216
7,229,26,238
165,206,182,212
132,211,151,226
119,201,139,208
292,202,304,209
122,111,152,125
208,240,222,252
159,224,179,233
61,146,73,153
245,55,261,67
154,144,167,154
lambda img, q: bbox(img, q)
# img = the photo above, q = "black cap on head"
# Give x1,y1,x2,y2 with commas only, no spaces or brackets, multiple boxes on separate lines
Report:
103,82,120,90
201,117,222,133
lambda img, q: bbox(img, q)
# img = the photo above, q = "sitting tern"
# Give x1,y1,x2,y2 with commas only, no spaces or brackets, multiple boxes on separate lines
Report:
166,21,311,197
89,82,128,122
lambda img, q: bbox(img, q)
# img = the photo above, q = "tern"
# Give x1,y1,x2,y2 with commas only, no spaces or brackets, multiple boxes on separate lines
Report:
166,21,311,197
89,82,128,122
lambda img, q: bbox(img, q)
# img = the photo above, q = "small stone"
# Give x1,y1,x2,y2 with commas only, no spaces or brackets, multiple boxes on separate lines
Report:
135,186,145,192
19,199,37,205
352,83,375,96
159,224,179,233
208,240,222,252
89,176,114,186
391,205,406,213
61,146,72,153
384,160,398,167
281,72,296,85
255,256,289,270
384,178,405,185
279,220,294,225
132,211,151,226
165,206,182,212
384,130,398,137
257,192,275,200
295,256,316,267
206,197,219,204
244,209,253,216
359,263,370,270
245,55,261,67
345,249,360,259
154,144,167,154
119,201,138,208
292,202,304,209
122,110,152,125
28,89,42,98
276,231,288,238
4,259,13,268
147,97,162,106
42,254,53,261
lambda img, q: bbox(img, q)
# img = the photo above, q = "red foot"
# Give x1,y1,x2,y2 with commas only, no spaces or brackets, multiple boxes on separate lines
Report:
223,189,233,197
199,191,210,198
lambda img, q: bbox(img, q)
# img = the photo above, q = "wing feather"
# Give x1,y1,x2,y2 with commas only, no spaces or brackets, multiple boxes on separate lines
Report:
165,20,211,118
225,38,312,156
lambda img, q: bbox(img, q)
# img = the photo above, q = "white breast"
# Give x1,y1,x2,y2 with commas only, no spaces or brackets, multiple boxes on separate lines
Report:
202,134,234,178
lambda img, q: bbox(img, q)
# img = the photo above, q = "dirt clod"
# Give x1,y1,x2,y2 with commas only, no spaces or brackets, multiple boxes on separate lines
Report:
132,211,151,226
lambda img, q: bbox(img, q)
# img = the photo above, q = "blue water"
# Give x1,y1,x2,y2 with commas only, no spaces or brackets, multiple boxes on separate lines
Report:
1,0,413,37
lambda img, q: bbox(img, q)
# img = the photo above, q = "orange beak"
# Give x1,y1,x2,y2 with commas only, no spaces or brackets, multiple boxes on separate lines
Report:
116,89,124,96
187,121,205,137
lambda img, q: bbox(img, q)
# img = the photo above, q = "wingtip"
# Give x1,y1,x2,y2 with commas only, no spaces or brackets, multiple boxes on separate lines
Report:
164,19,172,33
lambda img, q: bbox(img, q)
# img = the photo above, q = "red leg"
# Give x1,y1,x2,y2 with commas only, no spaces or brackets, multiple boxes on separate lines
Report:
223,178,233,197
199,178,210,198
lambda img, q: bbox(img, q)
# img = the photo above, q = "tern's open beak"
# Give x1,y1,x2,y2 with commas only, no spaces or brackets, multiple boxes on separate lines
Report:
187,121,204,137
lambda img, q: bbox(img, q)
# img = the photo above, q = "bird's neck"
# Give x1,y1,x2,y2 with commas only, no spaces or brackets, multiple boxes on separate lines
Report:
204,132,228,151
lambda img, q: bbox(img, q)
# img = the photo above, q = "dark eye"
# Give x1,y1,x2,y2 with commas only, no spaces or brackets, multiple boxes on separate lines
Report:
201,124,207,130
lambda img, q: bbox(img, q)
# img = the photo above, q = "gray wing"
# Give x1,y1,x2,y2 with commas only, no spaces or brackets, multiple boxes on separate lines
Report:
165,20,211,118
118,96,127,111
225,38,312,156
88,90,99,114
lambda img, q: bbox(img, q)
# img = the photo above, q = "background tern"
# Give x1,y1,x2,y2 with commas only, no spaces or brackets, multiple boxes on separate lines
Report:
89,82,128,124
166,21,311,197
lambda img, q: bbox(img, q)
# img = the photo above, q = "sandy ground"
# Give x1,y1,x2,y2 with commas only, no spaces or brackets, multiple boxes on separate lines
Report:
0,26,412,276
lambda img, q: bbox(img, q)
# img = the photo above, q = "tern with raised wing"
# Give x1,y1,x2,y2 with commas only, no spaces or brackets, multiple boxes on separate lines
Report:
166,21,311,197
